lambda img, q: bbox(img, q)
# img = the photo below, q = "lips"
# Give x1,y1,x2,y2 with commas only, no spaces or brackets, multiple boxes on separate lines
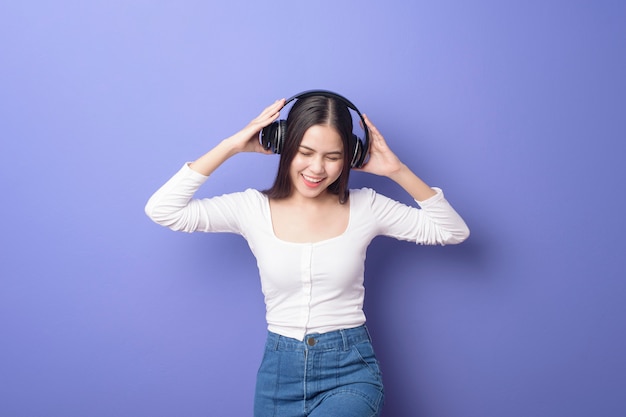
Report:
301,174,325,188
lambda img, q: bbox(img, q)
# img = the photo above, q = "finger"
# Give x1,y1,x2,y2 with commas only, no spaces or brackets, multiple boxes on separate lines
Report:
252,100,279,122
363,114,382,137
258,99,285,124
261,98,286,117
249,101,284,131
363,117,387,149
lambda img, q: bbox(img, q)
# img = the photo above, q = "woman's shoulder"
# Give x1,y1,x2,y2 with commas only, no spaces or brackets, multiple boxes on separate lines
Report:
207,189,269,227
349,187,376,198
348,187,414,214
221,188,267,205
348,187,388,213
349,187,385,203
241,188,266,199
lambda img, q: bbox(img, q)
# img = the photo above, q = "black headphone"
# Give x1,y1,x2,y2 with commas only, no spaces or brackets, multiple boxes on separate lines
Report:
260,90,370,168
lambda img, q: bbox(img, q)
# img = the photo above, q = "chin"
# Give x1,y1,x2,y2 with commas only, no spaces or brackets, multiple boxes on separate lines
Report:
294,183,330,199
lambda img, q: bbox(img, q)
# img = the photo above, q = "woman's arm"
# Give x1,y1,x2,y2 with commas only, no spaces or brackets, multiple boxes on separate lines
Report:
189,98,285,176
357,114,437,202
357,114,469,243
145,99,285,231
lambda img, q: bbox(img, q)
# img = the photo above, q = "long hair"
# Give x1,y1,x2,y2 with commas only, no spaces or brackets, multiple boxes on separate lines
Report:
263,95,354,203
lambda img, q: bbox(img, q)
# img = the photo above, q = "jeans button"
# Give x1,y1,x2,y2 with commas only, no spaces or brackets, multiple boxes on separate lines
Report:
307,337,316,346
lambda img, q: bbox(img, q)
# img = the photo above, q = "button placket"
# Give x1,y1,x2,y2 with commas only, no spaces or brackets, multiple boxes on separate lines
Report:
300,244,313,336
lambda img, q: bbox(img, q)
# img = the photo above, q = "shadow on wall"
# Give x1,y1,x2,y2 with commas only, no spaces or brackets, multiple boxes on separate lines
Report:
363,232,487,416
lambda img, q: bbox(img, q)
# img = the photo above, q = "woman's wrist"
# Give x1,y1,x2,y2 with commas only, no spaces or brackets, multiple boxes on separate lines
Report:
189,138,241,176
388,163,437,201
386,162,409,181
219,137,243,157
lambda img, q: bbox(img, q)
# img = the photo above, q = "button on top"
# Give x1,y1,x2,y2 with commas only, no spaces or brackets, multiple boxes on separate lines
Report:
307,337,316,346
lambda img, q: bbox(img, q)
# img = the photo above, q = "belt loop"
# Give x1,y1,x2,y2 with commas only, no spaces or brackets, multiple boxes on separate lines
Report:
270,332,280,351
364,325,373,343
340,328,349,351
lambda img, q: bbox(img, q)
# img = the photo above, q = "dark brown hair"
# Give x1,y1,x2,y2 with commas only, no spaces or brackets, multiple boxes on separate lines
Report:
263,94,354,203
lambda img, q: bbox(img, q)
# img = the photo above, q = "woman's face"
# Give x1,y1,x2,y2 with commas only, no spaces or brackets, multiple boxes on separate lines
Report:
289,124,344,201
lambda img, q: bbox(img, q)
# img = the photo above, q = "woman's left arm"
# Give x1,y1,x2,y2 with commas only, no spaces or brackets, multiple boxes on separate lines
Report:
357,115,469,244
357,114,437,201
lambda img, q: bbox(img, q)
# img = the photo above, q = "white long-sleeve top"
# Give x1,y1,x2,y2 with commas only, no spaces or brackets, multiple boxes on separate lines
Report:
145,164,469,341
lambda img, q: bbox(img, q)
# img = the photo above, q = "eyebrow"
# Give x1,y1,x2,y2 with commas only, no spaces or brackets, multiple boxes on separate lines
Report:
299,145,343,155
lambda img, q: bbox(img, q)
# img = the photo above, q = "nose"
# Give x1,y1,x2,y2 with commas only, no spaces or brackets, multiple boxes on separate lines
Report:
309,156,325,173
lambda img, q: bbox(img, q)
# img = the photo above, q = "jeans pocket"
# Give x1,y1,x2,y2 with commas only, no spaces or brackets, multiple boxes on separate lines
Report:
351,342,384,384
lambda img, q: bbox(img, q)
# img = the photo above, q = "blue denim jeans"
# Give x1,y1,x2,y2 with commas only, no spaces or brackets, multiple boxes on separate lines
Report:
254,325,384,417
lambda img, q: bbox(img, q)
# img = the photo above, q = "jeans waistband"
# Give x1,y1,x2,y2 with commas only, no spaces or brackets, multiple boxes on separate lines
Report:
266,325,371,351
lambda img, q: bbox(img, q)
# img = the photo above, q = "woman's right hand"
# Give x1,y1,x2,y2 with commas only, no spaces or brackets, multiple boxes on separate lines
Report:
226,98,286,154
189,98,285,176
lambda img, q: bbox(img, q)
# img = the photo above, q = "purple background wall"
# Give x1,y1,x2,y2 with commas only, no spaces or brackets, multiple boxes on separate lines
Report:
1,1,625,416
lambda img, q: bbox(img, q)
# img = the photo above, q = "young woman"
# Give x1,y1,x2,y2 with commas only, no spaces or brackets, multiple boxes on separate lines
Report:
145,91,469,417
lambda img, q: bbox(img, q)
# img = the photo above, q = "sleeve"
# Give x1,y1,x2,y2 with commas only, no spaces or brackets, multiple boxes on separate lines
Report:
366,187,470,245
144,163,248,234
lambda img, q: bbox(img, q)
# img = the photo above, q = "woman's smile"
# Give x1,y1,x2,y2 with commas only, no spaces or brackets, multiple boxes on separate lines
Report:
301,174,325,187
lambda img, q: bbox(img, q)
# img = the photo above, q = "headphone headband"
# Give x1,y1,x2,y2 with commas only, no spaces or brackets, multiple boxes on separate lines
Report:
260,89,370,168
285,90,363,115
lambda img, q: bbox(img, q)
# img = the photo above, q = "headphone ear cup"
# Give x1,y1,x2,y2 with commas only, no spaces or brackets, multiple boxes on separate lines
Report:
350,135,363,168
275,120,287,154
260,123,276,151
261,120,287,154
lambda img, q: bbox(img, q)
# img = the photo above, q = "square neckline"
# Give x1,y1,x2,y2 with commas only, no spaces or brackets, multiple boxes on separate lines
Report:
261,191,354,246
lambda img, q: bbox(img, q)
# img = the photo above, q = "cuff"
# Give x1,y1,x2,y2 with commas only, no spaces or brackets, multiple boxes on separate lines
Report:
415,187,444,206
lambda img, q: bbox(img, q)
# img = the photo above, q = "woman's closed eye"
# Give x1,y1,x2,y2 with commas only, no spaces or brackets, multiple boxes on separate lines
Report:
298,146,343,161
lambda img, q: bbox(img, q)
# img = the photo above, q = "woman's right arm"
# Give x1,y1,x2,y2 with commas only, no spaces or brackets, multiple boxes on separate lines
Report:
189,98,285,176
145,98,285,231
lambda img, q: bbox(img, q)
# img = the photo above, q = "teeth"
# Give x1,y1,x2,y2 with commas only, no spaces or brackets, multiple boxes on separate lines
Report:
303,175,323,183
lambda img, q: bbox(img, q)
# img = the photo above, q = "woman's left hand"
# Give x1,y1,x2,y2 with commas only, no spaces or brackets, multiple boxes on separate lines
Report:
354,114,404,177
